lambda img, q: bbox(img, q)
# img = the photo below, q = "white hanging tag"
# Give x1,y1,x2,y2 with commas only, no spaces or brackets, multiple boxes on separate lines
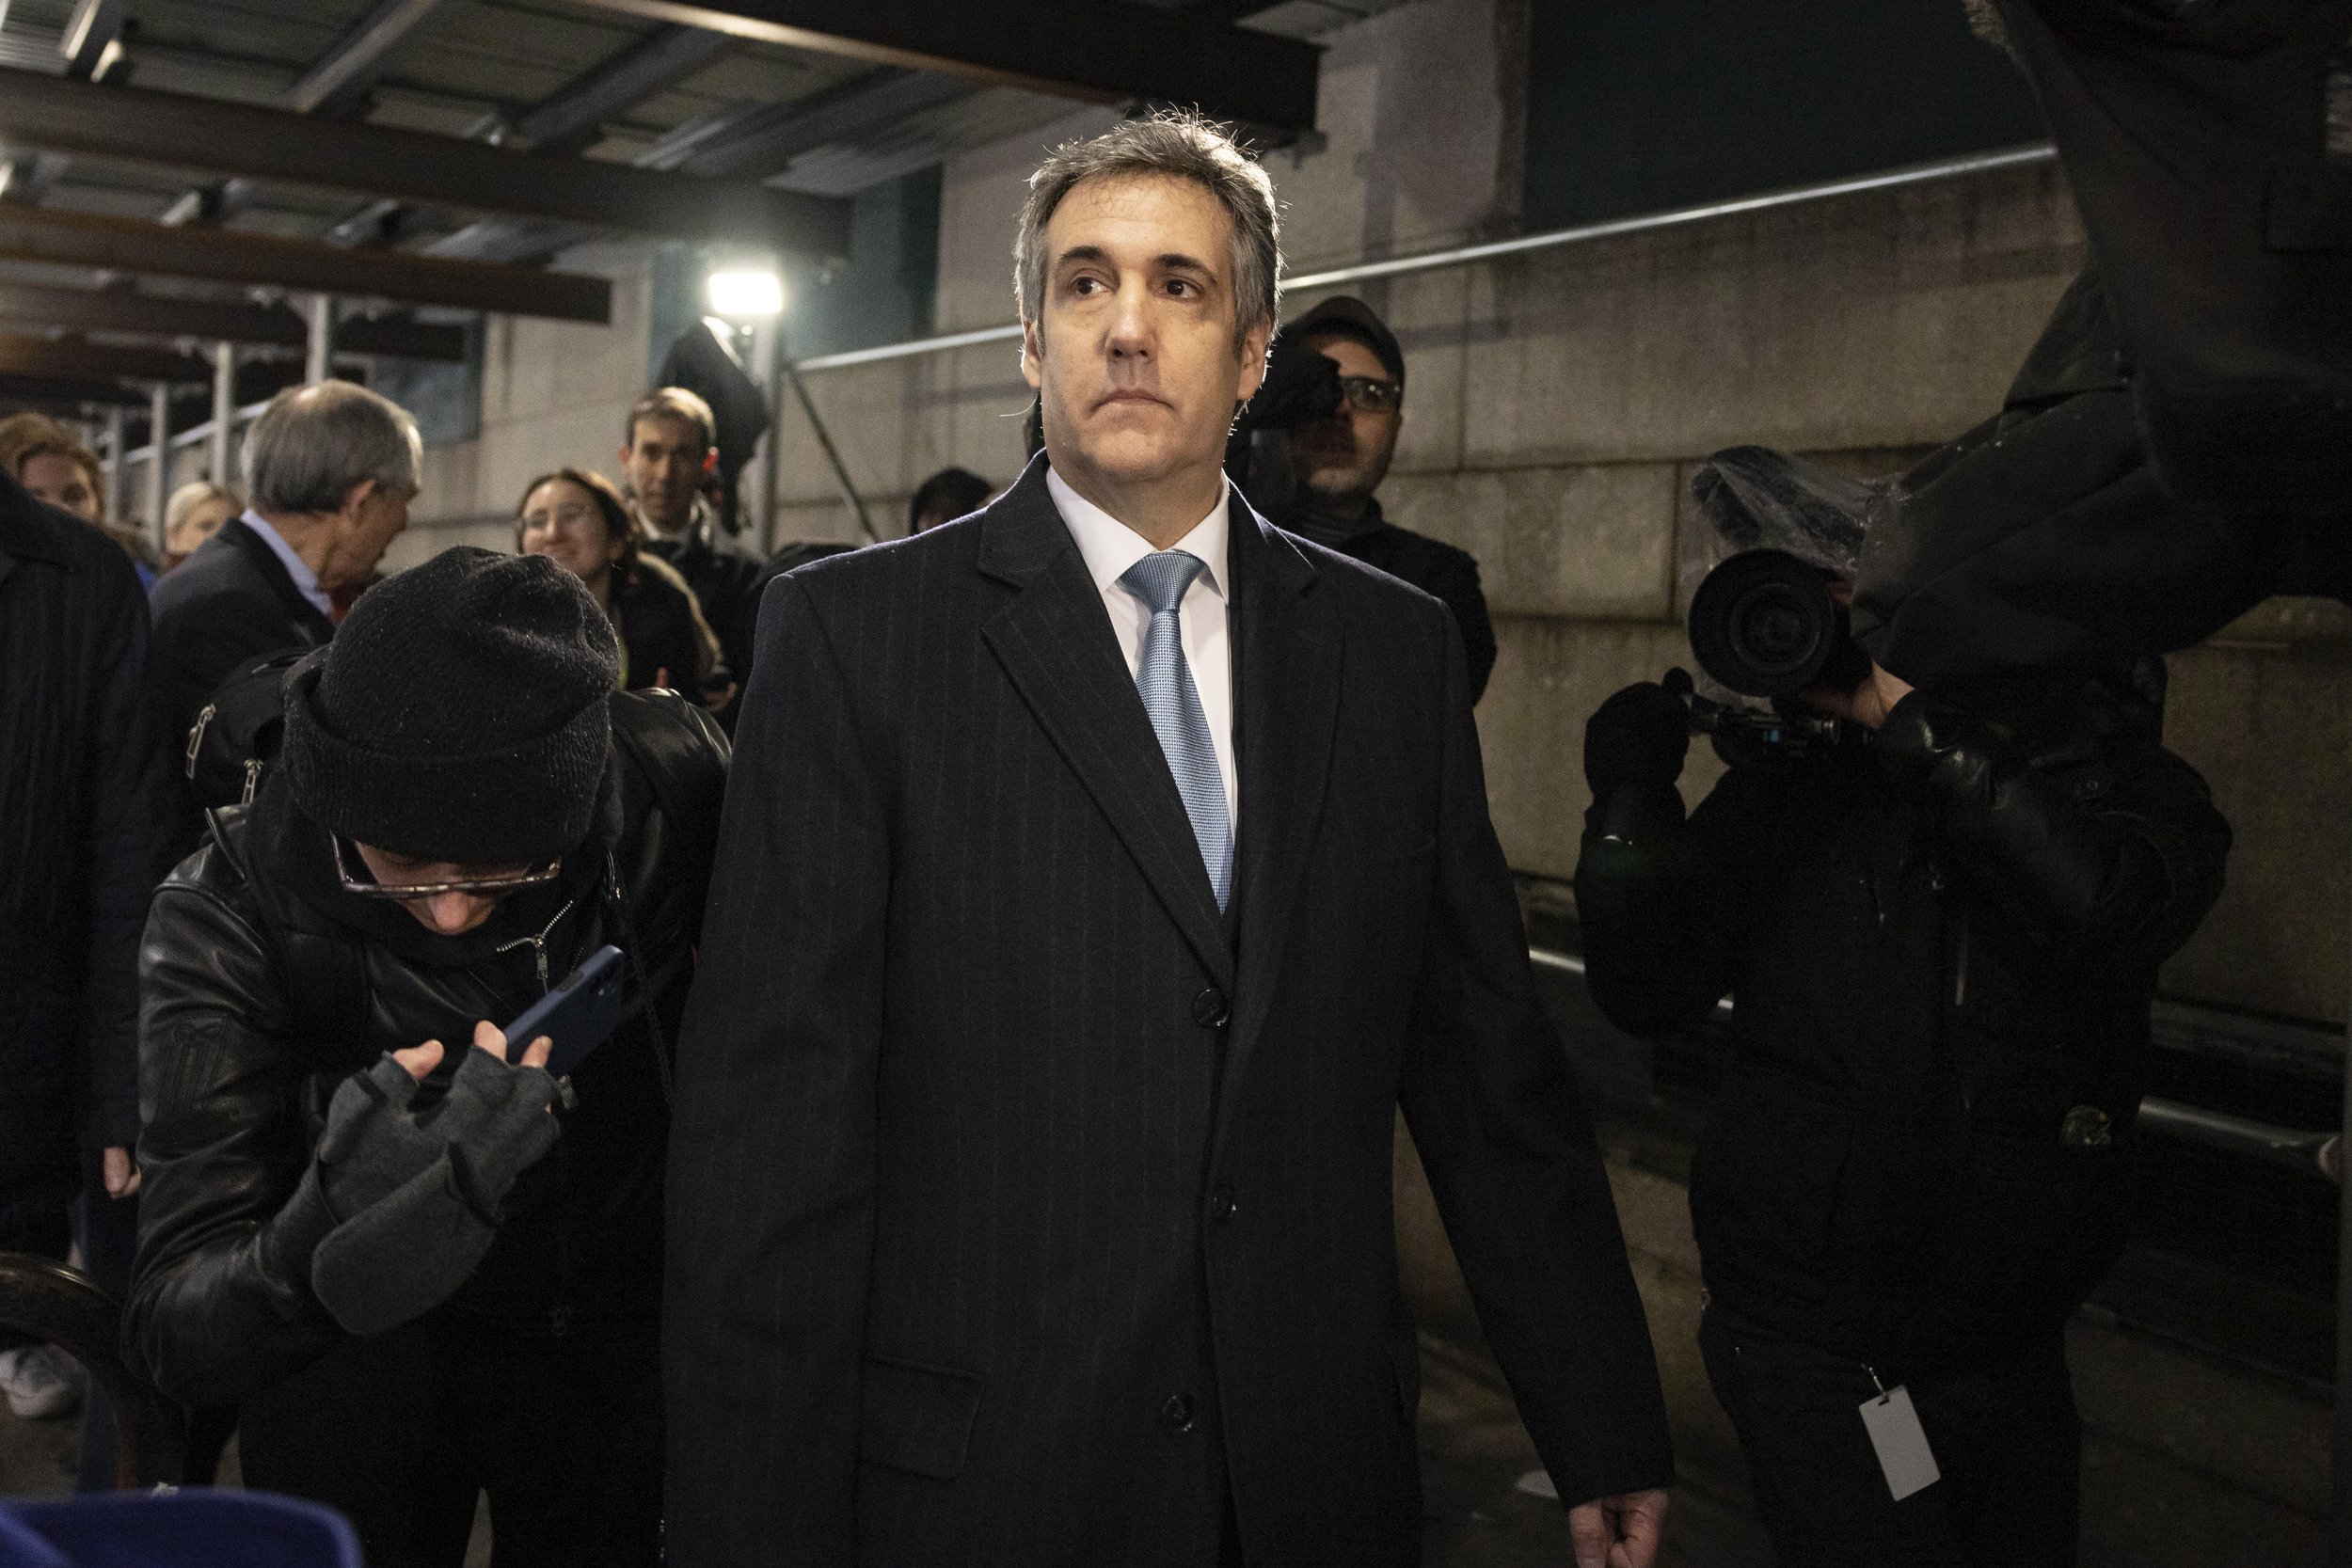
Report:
1857,1385,1941,1501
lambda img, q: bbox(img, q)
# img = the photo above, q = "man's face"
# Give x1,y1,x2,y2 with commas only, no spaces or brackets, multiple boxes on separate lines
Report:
322,478,414,591
353,842,533,936
1291,332,1402,502
1022,173,1270,494
623,415,709,536
21,451,101,523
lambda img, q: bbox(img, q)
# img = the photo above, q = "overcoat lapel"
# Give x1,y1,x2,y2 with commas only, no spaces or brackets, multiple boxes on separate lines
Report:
977,463,1236,995
1219,504,1340,1117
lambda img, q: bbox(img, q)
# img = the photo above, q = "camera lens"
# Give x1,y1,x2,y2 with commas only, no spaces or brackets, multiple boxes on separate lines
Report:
1687,548,1851,698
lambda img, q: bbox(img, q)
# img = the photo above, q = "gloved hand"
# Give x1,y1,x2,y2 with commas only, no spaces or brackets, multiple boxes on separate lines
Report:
262,1028,562,1337
1583,681,1692,799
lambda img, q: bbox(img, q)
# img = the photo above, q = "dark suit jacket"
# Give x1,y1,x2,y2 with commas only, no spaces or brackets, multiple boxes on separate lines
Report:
664,456,1671,1568
149,515,336,764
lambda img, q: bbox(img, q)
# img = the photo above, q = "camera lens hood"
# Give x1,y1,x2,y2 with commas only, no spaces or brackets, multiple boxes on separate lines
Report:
1687,547,1851,699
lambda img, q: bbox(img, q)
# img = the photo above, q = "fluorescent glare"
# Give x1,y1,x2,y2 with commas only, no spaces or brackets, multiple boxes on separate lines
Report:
707,269,784,320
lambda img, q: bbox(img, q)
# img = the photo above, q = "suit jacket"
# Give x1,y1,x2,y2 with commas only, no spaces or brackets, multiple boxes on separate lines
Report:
149,516,336,765
663,456,1671,1568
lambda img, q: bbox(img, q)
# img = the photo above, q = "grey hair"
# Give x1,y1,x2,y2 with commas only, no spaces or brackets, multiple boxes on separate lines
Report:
1014,109,1281,351
243,381,423,516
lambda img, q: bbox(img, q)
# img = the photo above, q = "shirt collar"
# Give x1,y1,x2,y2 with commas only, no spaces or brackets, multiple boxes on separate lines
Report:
1046,466,1229,603
242,510,332,616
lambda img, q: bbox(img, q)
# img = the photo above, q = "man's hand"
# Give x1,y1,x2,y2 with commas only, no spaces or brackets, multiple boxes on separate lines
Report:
1798,661,1915,731
101,1146,140,1198
1567,1488,1669,1568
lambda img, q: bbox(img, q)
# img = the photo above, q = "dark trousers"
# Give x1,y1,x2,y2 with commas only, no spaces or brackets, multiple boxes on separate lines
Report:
1699,1307,2080,1568
237,1311,662,1568
73,1143,140,1491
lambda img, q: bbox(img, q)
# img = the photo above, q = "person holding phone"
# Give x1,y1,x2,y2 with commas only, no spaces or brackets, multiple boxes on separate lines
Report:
125,548,728,1568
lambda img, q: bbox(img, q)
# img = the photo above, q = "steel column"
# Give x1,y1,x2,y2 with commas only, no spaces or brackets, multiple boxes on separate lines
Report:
102,406,123,525
305,295,334,385
143,382,168,548
209,341,237,484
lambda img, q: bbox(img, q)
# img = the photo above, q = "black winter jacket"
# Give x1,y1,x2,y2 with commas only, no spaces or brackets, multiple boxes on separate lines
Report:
0,470,173,1231
125,690,726,1409
1275,499,1498,703
1577,689,2229,1373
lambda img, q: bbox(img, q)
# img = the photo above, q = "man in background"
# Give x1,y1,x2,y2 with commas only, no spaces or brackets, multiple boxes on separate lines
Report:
0,464,170,1439
624,388,767,724
1271,296,1497,702
150,382,420,768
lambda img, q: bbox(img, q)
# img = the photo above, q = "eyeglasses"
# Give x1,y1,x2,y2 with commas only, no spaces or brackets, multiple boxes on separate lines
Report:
1337,375,1402,416
332,834,563,900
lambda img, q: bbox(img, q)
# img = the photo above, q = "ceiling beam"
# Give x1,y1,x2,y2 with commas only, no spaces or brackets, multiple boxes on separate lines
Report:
0,372,151,410
0,280,468,360
0,68,853,255
564,0,1320,133
285,0,454,115
508,25,732,155
0,205,612,322
58,0,128,81
675,68,966,180
0,332,214,385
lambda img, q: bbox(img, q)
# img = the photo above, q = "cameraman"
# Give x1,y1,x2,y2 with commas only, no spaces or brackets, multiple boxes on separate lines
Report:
1576,551,2229,1565
125,549,726,1568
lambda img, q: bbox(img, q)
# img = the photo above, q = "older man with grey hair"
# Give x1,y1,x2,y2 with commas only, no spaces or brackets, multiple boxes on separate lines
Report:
666,109,1672,1568
151,380,421,786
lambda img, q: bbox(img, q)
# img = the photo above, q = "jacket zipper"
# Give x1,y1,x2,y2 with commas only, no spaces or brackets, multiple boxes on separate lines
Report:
183,702,215,780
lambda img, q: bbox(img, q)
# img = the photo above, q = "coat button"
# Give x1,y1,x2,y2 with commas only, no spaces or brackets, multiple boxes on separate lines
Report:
1192,987,1229,1028
1209,1187,1238,1225
1159,1393,1196,1432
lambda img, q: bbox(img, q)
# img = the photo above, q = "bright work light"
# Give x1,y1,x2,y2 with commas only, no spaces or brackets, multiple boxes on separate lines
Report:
707,269,784,320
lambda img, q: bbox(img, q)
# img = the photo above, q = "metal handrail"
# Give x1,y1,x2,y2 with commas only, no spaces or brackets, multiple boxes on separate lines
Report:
793,142,2060,373
1528,943,2342,1185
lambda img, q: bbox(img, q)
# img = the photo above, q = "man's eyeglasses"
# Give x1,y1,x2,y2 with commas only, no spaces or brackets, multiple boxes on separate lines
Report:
332,834,563,900
1337,375,1402,416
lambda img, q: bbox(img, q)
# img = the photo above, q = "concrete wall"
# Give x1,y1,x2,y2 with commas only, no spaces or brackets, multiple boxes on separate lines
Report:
392,238,663,570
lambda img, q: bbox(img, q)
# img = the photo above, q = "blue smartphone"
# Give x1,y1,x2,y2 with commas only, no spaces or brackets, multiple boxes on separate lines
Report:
502,945,626,1079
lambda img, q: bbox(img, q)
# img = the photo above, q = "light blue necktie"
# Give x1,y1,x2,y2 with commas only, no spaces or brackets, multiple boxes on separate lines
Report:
1119,550,1232,911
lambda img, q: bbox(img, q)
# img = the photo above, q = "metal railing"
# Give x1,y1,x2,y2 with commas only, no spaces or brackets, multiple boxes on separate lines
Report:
793,142,2061,374
1528,944,2342,1185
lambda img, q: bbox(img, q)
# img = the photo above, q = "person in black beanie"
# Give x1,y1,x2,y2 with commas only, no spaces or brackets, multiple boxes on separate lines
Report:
125,547,728,1568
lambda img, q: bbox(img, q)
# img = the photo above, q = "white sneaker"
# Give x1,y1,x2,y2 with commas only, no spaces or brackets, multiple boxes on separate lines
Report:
0,1344,84,1420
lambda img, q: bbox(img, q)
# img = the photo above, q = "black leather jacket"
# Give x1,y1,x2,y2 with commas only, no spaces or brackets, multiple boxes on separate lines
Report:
1577,688,2231,1373
126,690,727,1409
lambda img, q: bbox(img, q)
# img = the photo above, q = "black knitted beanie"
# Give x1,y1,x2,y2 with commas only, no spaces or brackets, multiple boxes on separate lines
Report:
280,546,620,864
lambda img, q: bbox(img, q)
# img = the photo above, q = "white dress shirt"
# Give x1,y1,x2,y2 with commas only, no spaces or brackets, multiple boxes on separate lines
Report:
1046,467,1237,834
241,510,334,622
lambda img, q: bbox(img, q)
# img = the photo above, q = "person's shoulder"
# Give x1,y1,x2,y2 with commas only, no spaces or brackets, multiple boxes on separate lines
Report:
1360,519,1478,582
151,528,267,621
1277,522,1450,623
0,485,139,594
783,521,971,603
612,687,727,772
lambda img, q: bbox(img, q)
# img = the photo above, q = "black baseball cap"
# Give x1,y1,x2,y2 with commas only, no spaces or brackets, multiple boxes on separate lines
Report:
1280,294,1405,392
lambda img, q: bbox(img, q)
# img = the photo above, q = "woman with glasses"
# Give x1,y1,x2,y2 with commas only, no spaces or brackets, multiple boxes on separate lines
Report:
516,467,731,709
125,549,728,1568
